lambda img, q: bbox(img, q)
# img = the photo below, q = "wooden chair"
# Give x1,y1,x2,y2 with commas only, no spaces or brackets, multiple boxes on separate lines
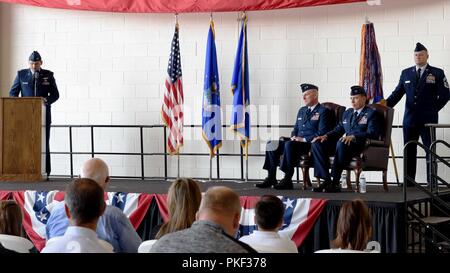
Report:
344,104,394,192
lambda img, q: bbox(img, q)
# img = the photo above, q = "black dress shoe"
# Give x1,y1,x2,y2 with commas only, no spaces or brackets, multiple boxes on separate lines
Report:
274,178,293,190
324,183,341,193
312,180,331,192
255,177,277,188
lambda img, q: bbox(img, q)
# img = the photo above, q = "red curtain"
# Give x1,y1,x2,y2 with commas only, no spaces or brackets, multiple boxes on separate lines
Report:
0,0,364,13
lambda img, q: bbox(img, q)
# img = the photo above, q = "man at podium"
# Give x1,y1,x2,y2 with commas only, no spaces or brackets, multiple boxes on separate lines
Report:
9,51,59,178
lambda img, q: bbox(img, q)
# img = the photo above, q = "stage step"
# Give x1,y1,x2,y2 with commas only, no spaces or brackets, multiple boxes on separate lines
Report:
436,241,450,251
436,188,450,195
412,216,450,225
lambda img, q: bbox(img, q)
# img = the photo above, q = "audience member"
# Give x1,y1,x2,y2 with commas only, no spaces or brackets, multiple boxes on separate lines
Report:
154,178,202,239
150,186,256,253
0,200,23,236
239,195,298,253
46,158,142,252
42,178,112,253
316,199,376,253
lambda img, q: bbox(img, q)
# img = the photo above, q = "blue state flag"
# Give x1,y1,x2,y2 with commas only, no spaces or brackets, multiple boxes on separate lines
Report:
202,19,222,157
230,15,250,149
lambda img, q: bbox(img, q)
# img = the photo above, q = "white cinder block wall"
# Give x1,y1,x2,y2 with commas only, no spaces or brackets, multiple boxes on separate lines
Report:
1,0,450,183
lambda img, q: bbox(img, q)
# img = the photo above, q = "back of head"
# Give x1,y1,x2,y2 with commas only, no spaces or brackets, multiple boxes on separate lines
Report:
65,178,105,226
80,158,109,188
197,186,241,236
156,178,202,239
199,186,241,216
255,195,284,231
332,199,372,251
0,201,23,236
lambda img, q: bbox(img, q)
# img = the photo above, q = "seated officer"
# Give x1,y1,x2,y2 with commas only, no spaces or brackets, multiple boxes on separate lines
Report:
256,84,333,190
312,86,379,193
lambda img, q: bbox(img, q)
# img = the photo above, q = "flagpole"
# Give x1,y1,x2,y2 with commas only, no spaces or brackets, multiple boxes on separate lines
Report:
177,152,180,178
245,140,248,182
209,155,212,181
390,143,400,186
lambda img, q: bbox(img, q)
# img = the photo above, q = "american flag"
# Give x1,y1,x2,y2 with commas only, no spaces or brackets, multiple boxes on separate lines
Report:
161,23,184,155
239,196,327,247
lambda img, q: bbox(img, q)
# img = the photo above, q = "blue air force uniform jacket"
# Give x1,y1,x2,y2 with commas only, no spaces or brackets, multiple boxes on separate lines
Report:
9,69,59,124
386,64,449,126
291,103,333,142
326,106,379,143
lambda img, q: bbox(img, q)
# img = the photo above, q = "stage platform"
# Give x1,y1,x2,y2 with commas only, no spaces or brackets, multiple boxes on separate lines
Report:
0,178,429,203
0,178,431,253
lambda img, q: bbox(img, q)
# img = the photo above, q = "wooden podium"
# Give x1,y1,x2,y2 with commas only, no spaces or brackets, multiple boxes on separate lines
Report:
0,97,46,181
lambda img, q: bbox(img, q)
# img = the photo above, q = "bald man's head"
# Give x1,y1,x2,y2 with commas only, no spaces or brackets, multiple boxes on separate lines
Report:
198,186,241,215
80,158,109,189
197,186,241,236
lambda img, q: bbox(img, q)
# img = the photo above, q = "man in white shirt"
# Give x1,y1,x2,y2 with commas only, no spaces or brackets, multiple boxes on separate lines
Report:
42,178,113,253
239,195,298,253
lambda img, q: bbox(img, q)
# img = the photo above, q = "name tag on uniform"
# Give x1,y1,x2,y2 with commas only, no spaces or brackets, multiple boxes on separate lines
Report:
298,118,302,120
359,116,368,125
311,113,320,120
405,80,410,84
343,120,348,124
21,82,28,85
426,74,436,84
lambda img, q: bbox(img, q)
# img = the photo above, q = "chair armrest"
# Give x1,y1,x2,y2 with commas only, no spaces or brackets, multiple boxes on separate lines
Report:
365,139,385,147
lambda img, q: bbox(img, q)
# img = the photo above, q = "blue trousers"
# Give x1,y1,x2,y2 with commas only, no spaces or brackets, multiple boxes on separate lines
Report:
330,140,366,183
263,139,332,180
403,125,434,184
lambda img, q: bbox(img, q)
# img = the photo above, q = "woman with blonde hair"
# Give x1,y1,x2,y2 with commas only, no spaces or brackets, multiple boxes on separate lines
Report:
155,178,202,239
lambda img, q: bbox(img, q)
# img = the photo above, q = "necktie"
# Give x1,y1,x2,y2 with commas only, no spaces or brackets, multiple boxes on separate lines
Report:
351,111,358,125
417,68,422,82
306,108,311,116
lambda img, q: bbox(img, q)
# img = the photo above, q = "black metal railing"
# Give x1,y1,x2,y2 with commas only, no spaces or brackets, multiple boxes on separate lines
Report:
404,140,450,253
430,140,450,193
49,124,450,182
